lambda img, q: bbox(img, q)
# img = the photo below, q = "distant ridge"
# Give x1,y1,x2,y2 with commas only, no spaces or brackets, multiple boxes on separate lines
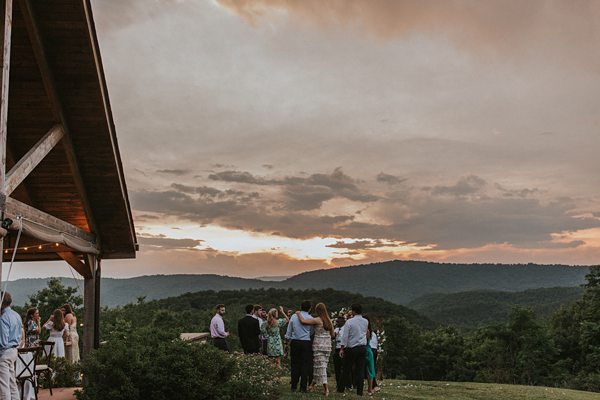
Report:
6,260,590,307
279,260,589,304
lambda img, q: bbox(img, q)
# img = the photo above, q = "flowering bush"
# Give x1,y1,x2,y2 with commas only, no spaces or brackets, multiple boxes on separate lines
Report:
221,353,282,400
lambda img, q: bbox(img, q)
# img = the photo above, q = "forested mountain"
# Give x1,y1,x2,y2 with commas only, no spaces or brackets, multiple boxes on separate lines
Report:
408,286,584,329
280,260,588,303
8,260,590,306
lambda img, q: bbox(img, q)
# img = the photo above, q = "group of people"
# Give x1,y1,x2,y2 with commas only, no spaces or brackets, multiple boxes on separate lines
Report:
0,291,80,399
210,302,380,396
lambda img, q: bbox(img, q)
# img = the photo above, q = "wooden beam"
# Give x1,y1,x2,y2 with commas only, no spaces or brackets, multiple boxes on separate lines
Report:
19,0,100,245
5,124,64,195
0,0,12,285
5,197,99,255
57,251,91,279
83,254,97,358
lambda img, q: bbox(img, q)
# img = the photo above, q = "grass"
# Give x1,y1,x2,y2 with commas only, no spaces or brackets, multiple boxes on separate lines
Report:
278,379,600,399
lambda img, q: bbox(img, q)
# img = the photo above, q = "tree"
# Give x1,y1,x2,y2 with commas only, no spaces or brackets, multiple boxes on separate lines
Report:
25,277,82,322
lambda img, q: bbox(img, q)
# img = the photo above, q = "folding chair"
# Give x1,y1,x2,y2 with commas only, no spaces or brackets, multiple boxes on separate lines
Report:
16,346,39,400
35,341,55,396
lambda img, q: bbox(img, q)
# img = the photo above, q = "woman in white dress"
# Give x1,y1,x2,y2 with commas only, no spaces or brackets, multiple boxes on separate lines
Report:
296,303,335,396
43,309,69,358
61,304,80,363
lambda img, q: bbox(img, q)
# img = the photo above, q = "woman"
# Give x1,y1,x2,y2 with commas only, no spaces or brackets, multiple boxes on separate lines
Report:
260,307,288,368
43,309,69,358
62,304,80,363
296,303,334,396
364,316,376,395
24,308,41,347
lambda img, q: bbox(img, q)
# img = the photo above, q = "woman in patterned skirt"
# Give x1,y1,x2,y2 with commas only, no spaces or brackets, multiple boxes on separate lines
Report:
296,303,334,396
261,306,289,368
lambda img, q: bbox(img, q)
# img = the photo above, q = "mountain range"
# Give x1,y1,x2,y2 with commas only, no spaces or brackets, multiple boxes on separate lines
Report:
5,260,590,307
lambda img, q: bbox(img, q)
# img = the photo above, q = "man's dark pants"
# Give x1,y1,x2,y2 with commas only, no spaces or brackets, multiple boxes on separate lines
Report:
212,337,229,352
290,339,312,392
334,348,344,392
342,345,366,395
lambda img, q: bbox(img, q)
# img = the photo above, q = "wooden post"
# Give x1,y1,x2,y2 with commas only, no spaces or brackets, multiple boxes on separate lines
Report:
83,254,97,358
94,259,101,349
0,0,12,285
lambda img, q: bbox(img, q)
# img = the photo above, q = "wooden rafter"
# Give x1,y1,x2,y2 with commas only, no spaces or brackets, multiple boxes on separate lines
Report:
5,124,64,195
5,197,98,251
57,251,91,279
18,0,100,246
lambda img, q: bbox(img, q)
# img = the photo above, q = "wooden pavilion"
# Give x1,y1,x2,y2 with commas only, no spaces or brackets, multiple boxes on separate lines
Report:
0,0,137,357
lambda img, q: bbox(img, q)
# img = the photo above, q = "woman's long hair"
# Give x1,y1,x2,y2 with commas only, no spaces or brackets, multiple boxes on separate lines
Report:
53,309,65,331
61,303,74,316
267,308,279,327
25,308,37,325
315,303,334,334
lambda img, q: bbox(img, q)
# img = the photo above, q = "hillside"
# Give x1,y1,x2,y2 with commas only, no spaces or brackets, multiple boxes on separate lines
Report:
408,286,584,329
280,260,589,304
7,275,268,307
8,260,590,307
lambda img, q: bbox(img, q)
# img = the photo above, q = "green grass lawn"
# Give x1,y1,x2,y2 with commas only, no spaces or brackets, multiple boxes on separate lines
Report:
279,379,600,399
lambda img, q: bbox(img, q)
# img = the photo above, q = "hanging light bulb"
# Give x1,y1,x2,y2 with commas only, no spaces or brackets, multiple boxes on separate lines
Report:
3,249,7,254
55,243,59,247
23,247,28,251
38,245,43,250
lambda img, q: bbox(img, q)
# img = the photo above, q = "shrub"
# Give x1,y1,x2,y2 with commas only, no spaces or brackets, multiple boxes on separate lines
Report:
76,332,281,400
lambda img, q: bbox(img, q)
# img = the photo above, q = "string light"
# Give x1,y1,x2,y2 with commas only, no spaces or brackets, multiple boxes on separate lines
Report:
1,242,62,253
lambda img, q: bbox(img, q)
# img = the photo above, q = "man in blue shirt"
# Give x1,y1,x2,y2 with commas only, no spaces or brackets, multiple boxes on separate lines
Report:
0,292,22,400
285,300,313,392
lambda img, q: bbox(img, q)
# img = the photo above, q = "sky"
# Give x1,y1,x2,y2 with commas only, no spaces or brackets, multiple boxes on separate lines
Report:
10,0,600,279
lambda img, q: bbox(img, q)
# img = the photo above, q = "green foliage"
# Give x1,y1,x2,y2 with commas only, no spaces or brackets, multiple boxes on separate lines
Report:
43,358,81,388
25,277,82,321
75,330,280,400
409,287,583,329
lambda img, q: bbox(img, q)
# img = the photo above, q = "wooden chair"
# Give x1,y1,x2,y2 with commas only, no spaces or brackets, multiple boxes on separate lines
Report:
35,341,54,396
16,346,39,400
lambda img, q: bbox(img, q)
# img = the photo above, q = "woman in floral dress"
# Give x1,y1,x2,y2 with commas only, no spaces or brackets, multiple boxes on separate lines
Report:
260,306,289,368
24,308,41,347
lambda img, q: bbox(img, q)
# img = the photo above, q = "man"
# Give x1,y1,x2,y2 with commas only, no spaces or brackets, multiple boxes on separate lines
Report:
339,304,368,396
333,316,346,393
285,300,313,393
0,292,22,400
238,304,261,354
252,305,267,354
210,304,229,351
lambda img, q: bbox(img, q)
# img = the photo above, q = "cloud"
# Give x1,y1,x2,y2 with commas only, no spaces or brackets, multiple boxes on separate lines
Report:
209,168,378,210
495,183,540,198
430,175,487,197
137,233,203,249
376,173,406,185
157,169,189,176
131,173,600,250
216,0,600,68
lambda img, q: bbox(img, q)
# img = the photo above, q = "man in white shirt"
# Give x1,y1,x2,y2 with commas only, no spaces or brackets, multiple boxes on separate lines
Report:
210,304,229,351
339,304,368,396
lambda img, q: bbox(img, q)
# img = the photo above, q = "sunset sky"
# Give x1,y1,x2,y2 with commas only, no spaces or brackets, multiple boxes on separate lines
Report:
13,0,600,279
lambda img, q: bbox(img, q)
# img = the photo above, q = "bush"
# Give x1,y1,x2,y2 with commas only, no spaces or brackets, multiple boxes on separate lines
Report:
75,332,281,400
222,354,283,400
42,358,81,388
